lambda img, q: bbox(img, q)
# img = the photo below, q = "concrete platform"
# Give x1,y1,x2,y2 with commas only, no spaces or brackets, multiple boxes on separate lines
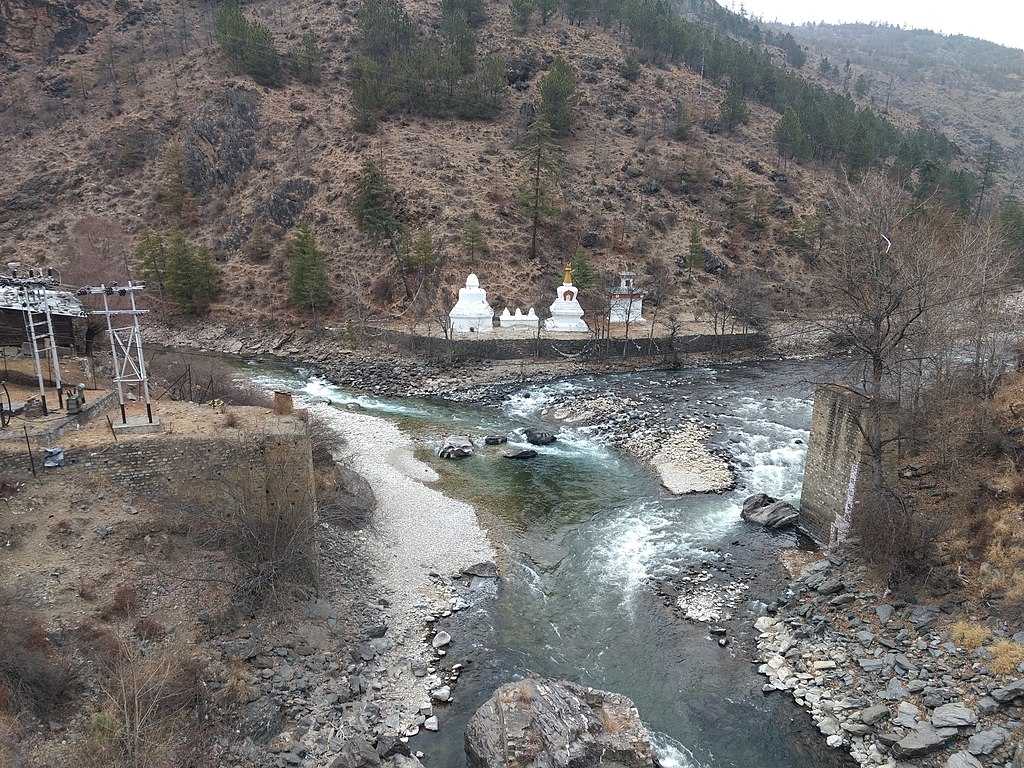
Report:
112,416,164,435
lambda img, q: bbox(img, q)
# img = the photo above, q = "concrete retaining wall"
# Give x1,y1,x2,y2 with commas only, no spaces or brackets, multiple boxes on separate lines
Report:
799,386,870,545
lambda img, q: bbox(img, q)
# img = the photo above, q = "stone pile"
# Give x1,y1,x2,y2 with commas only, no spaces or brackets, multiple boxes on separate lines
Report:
754,556,1024,768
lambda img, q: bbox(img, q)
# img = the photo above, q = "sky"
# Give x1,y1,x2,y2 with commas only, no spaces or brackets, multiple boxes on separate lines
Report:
732,0,1024,51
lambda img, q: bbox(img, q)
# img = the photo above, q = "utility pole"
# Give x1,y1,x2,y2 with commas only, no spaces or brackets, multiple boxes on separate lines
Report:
78,282,154,425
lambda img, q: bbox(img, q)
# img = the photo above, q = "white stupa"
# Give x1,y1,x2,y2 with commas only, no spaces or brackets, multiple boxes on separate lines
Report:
499,306,538,331
544,263,589,333
449,273,494,333
609,269,645,324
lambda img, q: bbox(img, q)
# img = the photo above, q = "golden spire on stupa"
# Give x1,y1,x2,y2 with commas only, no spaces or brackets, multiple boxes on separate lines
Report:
563,262,574,285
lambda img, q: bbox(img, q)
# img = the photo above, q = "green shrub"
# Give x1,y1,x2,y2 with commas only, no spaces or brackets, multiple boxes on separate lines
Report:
215,2,284,87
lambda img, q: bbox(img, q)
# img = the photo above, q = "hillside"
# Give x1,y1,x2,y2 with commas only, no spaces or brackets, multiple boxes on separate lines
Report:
769,21,1024,189
0,0,1014,332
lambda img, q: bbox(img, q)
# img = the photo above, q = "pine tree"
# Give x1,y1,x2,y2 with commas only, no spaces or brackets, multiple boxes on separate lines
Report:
511,0,534,33
214,1,248,62
854,72,871,99
537,0,557,24
539,57,577,136
774,106,808,164
461,214,487,259
442,0,487,27
729,177,752,225
155,140,197,226
688,223,702,275
999,197,1024,264
291,32,323,84
441,9,475,74
517,115,562,260
243,19,284,87
287,224,331,313
137,230,169,295
350,159,401,241
161,230,219,315
405,229,438,271
215,2,283,87
351,57,386,133
718,83,749,132
569,249,594,290
670,99,692,141
187,246,219,314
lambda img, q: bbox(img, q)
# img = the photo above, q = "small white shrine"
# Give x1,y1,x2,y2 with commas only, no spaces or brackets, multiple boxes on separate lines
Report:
609,269,645,324
499,306,538,331
544,263,589,333
449,273,494,333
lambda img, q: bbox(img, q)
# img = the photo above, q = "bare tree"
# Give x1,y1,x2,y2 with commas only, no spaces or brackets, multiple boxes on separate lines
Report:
811,172,1015,573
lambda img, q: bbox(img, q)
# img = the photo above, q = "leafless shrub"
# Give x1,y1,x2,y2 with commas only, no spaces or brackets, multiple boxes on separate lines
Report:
308,414,343,468
79,577,99,601
74,619,123,662
0,590,77,718
133,617,167,641
187,455,319,611
851,486,950,582
217,661,253,708
100,583,140,620
76,637,207,768
147,354,270,407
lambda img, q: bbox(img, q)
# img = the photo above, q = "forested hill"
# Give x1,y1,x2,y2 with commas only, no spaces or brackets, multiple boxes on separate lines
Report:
0,0,1021,333
760,20,1024,187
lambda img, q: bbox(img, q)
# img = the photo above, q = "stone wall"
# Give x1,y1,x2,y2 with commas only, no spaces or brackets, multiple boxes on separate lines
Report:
380,329,767,361
0,415,315,516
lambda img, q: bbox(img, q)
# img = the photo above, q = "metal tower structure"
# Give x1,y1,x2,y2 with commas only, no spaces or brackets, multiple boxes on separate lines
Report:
78,282,153,425
3,266,64,415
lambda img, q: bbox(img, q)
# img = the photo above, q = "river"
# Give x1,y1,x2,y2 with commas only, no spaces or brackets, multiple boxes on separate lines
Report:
256,359,849,768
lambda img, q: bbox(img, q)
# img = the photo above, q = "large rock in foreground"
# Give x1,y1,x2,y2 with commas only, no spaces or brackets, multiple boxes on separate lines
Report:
740,493,799,529
465,678,657,768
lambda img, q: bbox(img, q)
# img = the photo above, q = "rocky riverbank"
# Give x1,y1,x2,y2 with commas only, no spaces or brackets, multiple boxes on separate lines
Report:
143,318,819,405
207,400,497,768
755,553,1024,768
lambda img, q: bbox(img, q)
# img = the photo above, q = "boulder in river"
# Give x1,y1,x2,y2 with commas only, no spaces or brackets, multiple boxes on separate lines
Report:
740,494,799,529
465,677,657,768
485,435,509,445
439,436,474,459
504,448,538,460
524,429,557,446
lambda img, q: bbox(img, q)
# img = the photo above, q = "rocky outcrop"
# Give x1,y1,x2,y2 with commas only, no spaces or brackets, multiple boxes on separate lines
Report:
320,466,377,529
0,0,96,59
264,177,316,229
183,87,260,196
740,493,799,529
465,678,657,768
